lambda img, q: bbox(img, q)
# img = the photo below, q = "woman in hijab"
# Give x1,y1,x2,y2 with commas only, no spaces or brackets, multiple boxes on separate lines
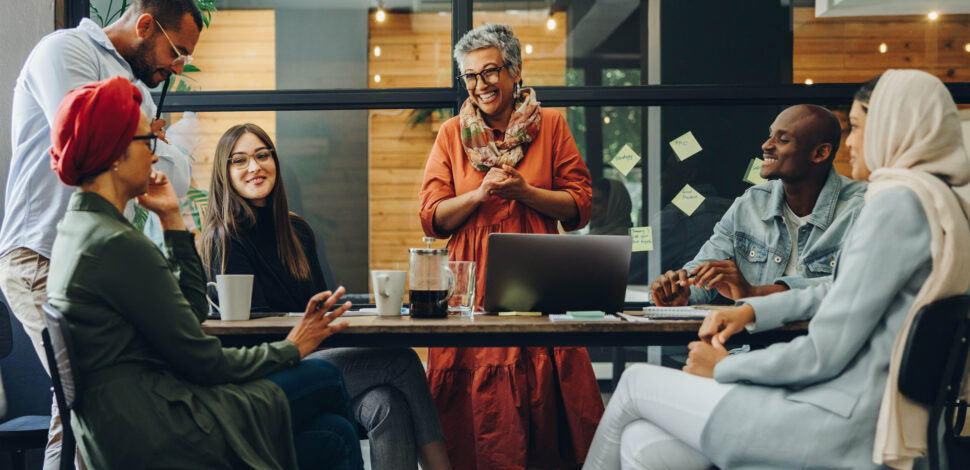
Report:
46,76,363,470
583,69,970,470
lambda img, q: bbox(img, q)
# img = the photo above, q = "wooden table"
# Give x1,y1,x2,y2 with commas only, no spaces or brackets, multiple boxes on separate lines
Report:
204,313,808,348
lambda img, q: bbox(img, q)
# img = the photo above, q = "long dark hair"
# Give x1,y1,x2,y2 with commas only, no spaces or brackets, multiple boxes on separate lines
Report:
200,123,311,280
853,74,882,112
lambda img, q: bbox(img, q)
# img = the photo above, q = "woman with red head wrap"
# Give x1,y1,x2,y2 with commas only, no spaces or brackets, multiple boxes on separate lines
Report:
46,76,365,469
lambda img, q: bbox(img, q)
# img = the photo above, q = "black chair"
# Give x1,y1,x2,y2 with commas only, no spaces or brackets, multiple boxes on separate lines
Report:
898,294,970,470
0,301,49,470
41,304,80,470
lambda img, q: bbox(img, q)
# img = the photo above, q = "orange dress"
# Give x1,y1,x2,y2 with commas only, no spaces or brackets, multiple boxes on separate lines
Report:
418,109,603,470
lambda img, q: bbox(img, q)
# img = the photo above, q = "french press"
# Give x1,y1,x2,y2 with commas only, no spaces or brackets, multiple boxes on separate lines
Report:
408,237,454,318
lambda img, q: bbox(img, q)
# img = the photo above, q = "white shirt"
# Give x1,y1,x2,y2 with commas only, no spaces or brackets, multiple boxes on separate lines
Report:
781,203,810,276
0,18,191,258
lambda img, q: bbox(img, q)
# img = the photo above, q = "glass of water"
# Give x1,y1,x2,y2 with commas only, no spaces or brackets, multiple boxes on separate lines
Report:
447,261,476,316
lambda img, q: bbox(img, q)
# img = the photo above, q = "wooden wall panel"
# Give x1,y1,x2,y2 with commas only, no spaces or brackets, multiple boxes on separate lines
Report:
367,12,567,276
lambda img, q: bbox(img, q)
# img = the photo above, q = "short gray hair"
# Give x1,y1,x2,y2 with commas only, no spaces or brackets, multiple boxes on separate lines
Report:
453,23,522,79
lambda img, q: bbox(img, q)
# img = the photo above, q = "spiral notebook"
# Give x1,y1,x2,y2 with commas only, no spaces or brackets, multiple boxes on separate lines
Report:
640,306,709,320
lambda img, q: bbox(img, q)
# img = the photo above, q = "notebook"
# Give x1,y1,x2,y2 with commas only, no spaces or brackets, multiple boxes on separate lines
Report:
640,306,710,320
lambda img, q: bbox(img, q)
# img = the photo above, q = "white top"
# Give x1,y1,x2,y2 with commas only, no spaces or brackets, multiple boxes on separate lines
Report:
781,203,810,276
0,18,191,258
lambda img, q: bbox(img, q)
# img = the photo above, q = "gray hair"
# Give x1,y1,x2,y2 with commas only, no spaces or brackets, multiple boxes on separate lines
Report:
453,23,522,79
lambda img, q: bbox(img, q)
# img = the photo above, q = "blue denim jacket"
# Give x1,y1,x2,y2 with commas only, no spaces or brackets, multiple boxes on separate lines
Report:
683,167,867,304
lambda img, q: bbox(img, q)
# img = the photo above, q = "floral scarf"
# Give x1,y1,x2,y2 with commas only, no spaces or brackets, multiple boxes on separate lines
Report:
459,87,541,171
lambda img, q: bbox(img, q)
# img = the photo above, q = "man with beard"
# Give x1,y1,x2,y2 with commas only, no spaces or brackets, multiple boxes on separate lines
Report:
650,105,867,307
0,1,202,467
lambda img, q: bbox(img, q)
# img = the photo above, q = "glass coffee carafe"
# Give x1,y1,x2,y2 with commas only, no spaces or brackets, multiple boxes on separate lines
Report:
408,237,454,318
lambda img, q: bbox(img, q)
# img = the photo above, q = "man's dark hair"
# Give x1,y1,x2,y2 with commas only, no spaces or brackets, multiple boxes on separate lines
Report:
801,104,843,162
129,0,203,31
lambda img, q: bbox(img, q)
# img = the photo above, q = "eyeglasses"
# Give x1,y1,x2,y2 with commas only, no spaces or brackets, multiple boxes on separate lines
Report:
154,20,194,68
229,149,275,169
132,133,158,153
457,64,508,90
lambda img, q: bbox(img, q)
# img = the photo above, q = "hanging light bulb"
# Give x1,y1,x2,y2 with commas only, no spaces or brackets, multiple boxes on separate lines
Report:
525,44,534,54
804,78,814,85
376,8,387,22
546,17,556,30
879,42,887,53
374,46,382,57
927,11,939,20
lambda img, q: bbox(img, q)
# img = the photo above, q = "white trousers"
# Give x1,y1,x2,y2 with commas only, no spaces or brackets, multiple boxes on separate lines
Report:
583,364,734,470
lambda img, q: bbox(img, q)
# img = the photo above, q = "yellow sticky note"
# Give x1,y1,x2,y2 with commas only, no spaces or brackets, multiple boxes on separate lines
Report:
498,311,542,316
630,226,654,252
743,158,768,185
609,144,641,176
669,131,703,161
672,184,706,216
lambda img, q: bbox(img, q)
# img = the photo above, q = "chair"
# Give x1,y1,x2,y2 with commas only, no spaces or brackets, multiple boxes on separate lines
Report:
898,294,970,470
41,304,80,470
0,301,50,470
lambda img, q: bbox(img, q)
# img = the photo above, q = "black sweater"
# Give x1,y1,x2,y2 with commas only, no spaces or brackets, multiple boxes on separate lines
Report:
208,205,327,312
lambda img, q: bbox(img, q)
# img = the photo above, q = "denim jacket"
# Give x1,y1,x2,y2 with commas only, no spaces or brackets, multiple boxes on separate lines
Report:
683,167,867,305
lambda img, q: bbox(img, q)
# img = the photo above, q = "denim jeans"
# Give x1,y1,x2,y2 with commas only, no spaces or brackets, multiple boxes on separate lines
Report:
267,359,364,470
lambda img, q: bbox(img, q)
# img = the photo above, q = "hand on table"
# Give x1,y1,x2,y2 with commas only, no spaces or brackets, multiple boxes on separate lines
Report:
683,337,729,378
286,286,353,358
689,260,753,300
698,303,755,345
650,269,690,306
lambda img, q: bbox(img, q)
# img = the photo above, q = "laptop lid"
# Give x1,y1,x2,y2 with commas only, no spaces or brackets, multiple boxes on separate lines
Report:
483,233,632,314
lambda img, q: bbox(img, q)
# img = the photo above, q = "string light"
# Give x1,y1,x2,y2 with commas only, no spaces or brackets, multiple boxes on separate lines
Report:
879,42,887,53
374,46,382,57
927,11,939,20
804,78,814,85
525,44,534,54
546,17,556,30
374,74,381,83
376,8,386,22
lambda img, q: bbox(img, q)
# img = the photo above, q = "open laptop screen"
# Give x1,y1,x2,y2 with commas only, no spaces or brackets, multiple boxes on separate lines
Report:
483,233,632,314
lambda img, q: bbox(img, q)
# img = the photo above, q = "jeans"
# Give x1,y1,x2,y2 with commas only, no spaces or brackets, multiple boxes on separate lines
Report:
267,359,364,470
583,364,734,470
307,347,444,470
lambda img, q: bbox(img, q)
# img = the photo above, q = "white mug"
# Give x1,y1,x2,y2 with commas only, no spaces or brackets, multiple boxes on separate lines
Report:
206,274,254,321
371,270,406,317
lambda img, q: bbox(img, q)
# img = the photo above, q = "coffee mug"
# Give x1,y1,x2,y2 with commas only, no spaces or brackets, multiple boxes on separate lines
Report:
206,274,254,321
371,270,407,317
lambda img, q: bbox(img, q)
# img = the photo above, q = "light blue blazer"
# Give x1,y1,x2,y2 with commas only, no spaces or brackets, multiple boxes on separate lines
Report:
699,187,935,469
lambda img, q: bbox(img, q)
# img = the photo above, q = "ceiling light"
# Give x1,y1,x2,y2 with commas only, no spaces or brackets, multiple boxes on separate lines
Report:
546,17,556,30
804,78,814,85
374,74,381,83
965,43,970,53
879,43,887,53
376,8,387,22
525,44,533,54
928,11,939,20
603,116,611,124
374,46,381,57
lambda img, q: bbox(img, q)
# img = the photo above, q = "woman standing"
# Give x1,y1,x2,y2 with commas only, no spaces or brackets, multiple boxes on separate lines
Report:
419,23,602,470
583,70,970,470
202,123,452,470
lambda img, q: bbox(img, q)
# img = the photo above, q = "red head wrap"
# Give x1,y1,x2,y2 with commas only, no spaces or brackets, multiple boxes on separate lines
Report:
49,76,144,186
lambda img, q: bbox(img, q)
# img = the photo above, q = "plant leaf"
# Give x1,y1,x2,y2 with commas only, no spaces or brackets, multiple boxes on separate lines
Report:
183,64,201,73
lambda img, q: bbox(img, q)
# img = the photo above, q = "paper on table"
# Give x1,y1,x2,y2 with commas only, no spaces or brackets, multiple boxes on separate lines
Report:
743,158,769,185
625,285,653,303
630,226,653,252
550,314,621,322
669,131,702,161
609,144,641,176
671,184,706,216
498,311,542,316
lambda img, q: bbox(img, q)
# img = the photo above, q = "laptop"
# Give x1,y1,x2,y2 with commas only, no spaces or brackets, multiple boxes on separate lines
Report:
482,233,632,314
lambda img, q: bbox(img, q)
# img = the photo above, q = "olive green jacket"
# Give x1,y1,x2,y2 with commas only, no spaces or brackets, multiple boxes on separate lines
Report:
47,192,302,469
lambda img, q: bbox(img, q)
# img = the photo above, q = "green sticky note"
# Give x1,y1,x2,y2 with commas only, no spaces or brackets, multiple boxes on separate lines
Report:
566,310,606,317
743,158,769,185
609,144,641,176
672,184,706,216
669,131,703,161
630,226,654,252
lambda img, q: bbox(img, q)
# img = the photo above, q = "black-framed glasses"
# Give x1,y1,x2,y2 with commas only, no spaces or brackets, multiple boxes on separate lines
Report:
457,64,509,90
132,133,158,153
229,149,275,169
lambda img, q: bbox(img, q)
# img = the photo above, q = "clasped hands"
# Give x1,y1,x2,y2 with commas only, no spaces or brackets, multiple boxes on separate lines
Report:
477,164,532,202
684,300,756,379
650,260,755,307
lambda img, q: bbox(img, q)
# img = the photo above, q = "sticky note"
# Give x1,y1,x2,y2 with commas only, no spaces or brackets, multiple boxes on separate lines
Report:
566,311,606,317
672,184,706,216
630,226,654,252
669,131,703,161
609,144,641,176
743,158,768,185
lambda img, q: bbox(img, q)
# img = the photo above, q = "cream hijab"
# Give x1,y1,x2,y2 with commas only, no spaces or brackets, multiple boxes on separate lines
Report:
866,70,970,469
